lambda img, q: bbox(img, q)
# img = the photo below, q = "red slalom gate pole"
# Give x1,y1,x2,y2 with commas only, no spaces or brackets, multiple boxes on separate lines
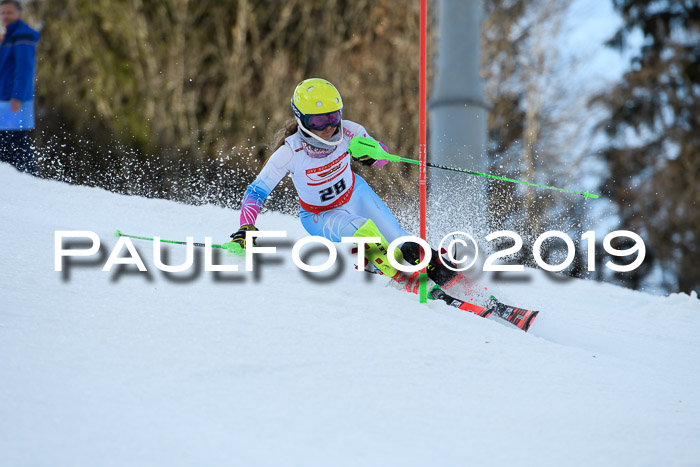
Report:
419,0,428,303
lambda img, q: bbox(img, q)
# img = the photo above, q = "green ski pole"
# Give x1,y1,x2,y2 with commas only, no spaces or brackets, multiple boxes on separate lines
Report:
348,136,600,200
115,230,245,256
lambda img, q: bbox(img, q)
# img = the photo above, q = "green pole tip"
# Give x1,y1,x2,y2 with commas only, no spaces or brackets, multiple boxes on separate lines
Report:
115,229,122,236
222,241,246,256
419,272,428,303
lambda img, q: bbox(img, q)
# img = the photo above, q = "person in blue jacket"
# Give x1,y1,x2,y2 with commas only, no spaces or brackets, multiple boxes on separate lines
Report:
0,0,39,174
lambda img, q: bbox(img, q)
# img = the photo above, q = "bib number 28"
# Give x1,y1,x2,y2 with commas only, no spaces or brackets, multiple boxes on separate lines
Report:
319,179,347,202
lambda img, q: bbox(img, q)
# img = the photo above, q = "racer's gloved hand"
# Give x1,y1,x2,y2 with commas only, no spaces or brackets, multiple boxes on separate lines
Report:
352,153,377,166
230,224,259,249
350,140,390,167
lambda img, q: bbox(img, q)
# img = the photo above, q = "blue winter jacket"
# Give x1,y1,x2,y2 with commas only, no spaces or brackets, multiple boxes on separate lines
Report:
0,19,40,102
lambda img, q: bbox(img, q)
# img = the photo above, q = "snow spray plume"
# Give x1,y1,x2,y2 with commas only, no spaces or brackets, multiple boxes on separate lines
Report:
348,137,600,200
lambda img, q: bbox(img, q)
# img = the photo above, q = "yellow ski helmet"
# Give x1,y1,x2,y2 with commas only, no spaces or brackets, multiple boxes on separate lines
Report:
291,78,344,146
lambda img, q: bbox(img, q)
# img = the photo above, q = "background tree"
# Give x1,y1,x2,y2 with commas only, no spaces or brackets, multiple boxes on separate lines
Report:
593,0,700,293
482,0,594,271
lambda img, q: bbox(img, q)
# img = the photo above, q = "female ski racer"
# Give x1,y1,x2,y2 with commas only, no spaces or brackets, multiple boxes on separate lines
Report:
229,78,456,287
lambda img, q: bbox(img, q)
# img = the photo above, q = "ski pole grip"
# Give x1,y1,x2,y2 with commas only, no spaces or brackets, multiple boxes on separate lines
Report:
348,136,402,162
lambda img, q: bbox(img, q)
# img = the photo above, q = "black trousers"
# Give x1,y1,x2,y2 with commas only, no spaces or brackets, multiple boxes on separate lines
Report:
0,130,37,175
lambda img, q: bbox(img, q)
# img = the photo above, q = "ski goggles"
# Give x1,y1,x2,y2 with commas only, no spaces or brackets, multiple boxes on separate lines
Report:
303,110,342,131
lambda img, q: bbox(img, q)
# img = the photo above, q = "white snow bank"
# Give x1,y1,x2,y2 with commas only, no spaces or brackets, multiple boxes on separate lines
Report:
1,165,698,467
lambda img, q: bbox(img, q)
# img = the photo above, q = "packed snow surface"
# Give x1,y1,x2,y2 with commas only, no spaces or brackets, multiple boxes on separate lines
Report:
1,165,699,466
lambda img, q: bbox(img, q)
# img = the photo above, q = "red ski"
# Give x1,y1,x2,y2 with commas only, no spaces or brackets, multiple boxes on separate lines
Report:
358,264,540,332
429,285,539,332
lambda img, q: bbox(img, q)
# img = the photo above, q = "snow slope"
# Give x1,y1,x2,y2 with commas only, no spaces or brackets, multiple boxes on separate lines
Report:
1,165,699,467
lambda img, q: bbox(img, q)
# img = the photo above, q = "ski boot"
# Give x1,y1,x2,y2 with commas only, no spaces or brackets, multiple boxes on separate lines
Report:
399,242,459,288
352,219,422,292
